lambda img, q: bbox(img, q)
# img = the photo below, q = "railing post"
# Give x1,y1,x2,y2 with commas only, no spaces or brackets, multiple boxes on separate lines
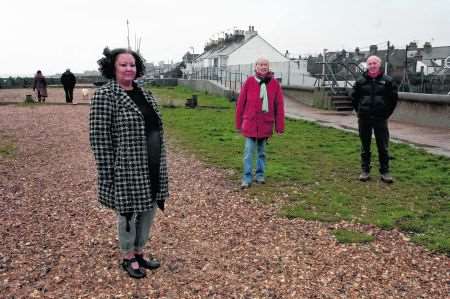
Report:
287,61,291,86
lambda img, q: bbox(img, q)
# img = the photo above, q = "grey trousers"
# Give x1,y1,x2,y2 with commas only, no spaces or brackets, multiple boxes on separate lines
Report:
117,203,157,253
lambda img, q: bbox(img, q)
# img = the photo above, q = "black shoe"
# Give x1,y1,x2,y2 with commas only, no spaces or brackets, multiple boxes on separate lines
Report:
135,254,160,270
121,258,146,279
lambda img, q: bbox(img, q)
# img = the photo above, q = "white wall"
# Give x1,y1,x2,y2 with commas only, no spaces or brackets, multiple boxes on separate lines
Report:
227,36,289,65
226,60,316,86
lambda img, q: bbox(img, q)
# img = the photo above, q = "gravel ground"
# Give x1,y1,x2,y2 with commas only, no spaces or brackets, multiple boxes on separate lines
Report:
0,105,448,298
0,87,94,104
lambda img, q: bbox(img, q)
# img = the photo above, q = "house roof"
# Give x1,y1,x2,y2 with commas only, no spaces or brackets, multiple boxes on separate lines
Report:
194,29,287,62
194,33,256,61
216,34,257,56
420,46,450,61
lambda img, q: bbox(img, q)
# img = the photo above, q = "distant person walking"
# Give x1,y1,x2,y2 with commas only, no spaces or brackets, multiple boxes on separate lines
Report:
235,57,285,189
352,55,398,183
60,69,76,103
32,70,48,103
89,48,169,279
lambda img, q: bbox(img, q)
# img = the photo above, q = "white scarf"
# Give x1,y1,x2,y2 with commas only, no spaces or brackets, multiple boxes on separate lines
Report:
255,77,269,112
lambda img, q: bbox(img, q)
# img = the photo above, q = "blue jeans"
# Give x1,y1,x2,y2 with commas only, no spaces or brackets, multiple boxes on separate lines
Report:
242,137,266,184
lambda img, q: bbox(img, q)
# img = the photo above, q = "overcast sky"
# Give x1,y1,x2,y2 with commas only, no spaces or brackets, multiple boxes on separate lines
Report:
2,0,449,76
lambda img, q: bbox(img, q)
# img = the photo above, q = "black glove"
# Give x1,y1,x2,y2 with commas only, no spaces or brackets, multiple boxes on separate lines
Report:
156,200,165,211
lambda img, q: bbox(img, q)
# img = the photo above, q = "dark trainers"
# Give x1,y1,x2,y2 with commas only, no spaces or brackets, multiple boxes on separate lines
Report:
359,171,370,182
135,254,160,270
255,178,265,184
380,173,394,183
122,258,146,279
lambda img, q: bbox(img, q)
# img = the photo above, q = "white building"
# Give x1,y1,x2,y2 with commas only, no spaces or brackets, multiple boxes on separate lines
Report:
193,26,289,70
191,26,315,86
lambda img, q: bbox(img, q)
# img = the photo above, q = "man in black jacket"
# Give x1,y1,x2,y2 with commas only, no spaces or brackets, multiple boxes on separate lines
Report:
60,69,77,103
352,55,398,183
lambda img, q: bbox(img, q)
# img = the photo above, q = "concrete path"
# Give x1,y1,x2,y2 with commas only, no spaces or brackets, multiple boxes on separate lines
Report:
284,96,450,157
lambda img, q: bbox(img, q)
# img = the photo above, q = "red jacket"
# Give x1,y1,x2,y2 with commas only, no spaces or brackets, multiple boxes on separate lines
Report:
235,76,285,138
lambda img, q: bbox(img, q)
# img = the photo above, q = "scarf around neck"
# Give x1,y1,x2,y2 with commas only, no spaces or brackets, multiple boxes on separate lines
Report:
255,72,272,112
367,70,382,79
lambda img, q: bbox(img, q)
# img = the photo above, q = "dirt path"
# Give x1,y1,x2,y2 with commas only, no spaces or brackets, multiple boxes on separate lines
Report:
0,105,448,298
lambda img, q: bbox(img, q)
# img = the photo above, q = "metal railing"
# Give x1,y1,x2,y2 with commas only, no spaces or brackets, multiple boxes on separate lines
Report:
188,61,318,89
190,67,247,91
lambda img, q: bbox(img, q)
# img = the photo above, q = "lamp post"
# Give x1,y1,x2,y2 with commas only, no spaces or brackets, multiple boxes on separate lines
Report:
399,44,410,92
321,48,327,86
126,20,131,50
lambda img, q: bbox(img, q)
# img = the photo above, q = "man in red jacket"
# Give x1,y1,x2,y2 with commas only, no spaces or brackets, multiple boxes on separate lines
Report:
235,57,285,189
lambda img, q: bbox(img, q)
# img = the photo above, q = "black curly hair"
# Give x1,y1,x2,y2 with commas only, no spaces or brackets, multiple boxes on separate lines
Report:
97,47,146,79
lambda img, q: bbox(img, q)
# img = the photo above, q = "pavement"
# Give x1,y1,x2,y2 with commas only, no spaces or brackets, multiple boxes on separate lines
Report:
284,96,450,157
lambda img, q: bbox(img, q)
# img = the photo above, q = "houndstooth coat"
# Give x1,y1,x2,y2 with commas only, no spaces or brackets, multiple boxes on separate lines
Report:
89,80,169,213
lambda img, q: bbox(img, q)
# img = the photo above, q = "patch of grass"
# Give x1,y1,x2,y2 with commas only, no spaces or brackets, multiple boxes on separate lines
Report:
16,101,38,107
152,85,450,255
333,229,375,244
0,139,16,158
148,85,232,108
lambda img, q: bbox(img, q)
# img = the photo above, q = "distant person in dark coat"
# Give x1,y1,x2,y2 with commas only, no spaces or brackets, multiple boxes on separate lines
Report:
32,70,48,102
60,69,77,103
90,48,169,279
352,55,398,183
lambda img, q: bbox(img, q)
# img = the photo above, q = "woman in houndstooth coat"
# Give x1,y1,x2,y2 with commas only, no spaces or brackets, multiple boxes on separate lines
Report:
89,48,169,279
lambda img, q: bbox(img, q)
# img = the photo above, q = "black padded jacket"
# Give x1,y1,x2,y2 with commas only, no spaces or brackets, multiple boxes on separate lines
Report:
351,71,398,119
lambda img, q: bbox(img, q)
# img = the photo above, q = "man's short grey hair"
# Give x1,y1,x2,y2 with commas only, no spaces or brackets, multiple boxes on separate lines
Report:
367,55,382,64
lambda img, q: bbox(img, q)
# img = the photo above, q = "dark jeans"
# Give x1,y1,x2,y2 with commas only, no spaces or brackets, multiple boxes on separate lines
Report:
63,86,74,103
358,118,390,174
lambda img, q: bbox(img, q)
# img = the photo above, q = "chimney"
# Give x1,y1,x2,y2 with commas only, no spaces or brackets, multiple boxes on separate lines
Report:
245,25,257,37
408,41,418,49
423,42,432,53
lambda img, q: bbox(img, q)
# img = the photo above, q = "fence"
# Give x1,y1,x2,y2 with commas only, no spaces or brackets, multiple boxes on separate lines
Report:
0,76,103,89
189,60,450,95
191,67,245,91
190,61,317,92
